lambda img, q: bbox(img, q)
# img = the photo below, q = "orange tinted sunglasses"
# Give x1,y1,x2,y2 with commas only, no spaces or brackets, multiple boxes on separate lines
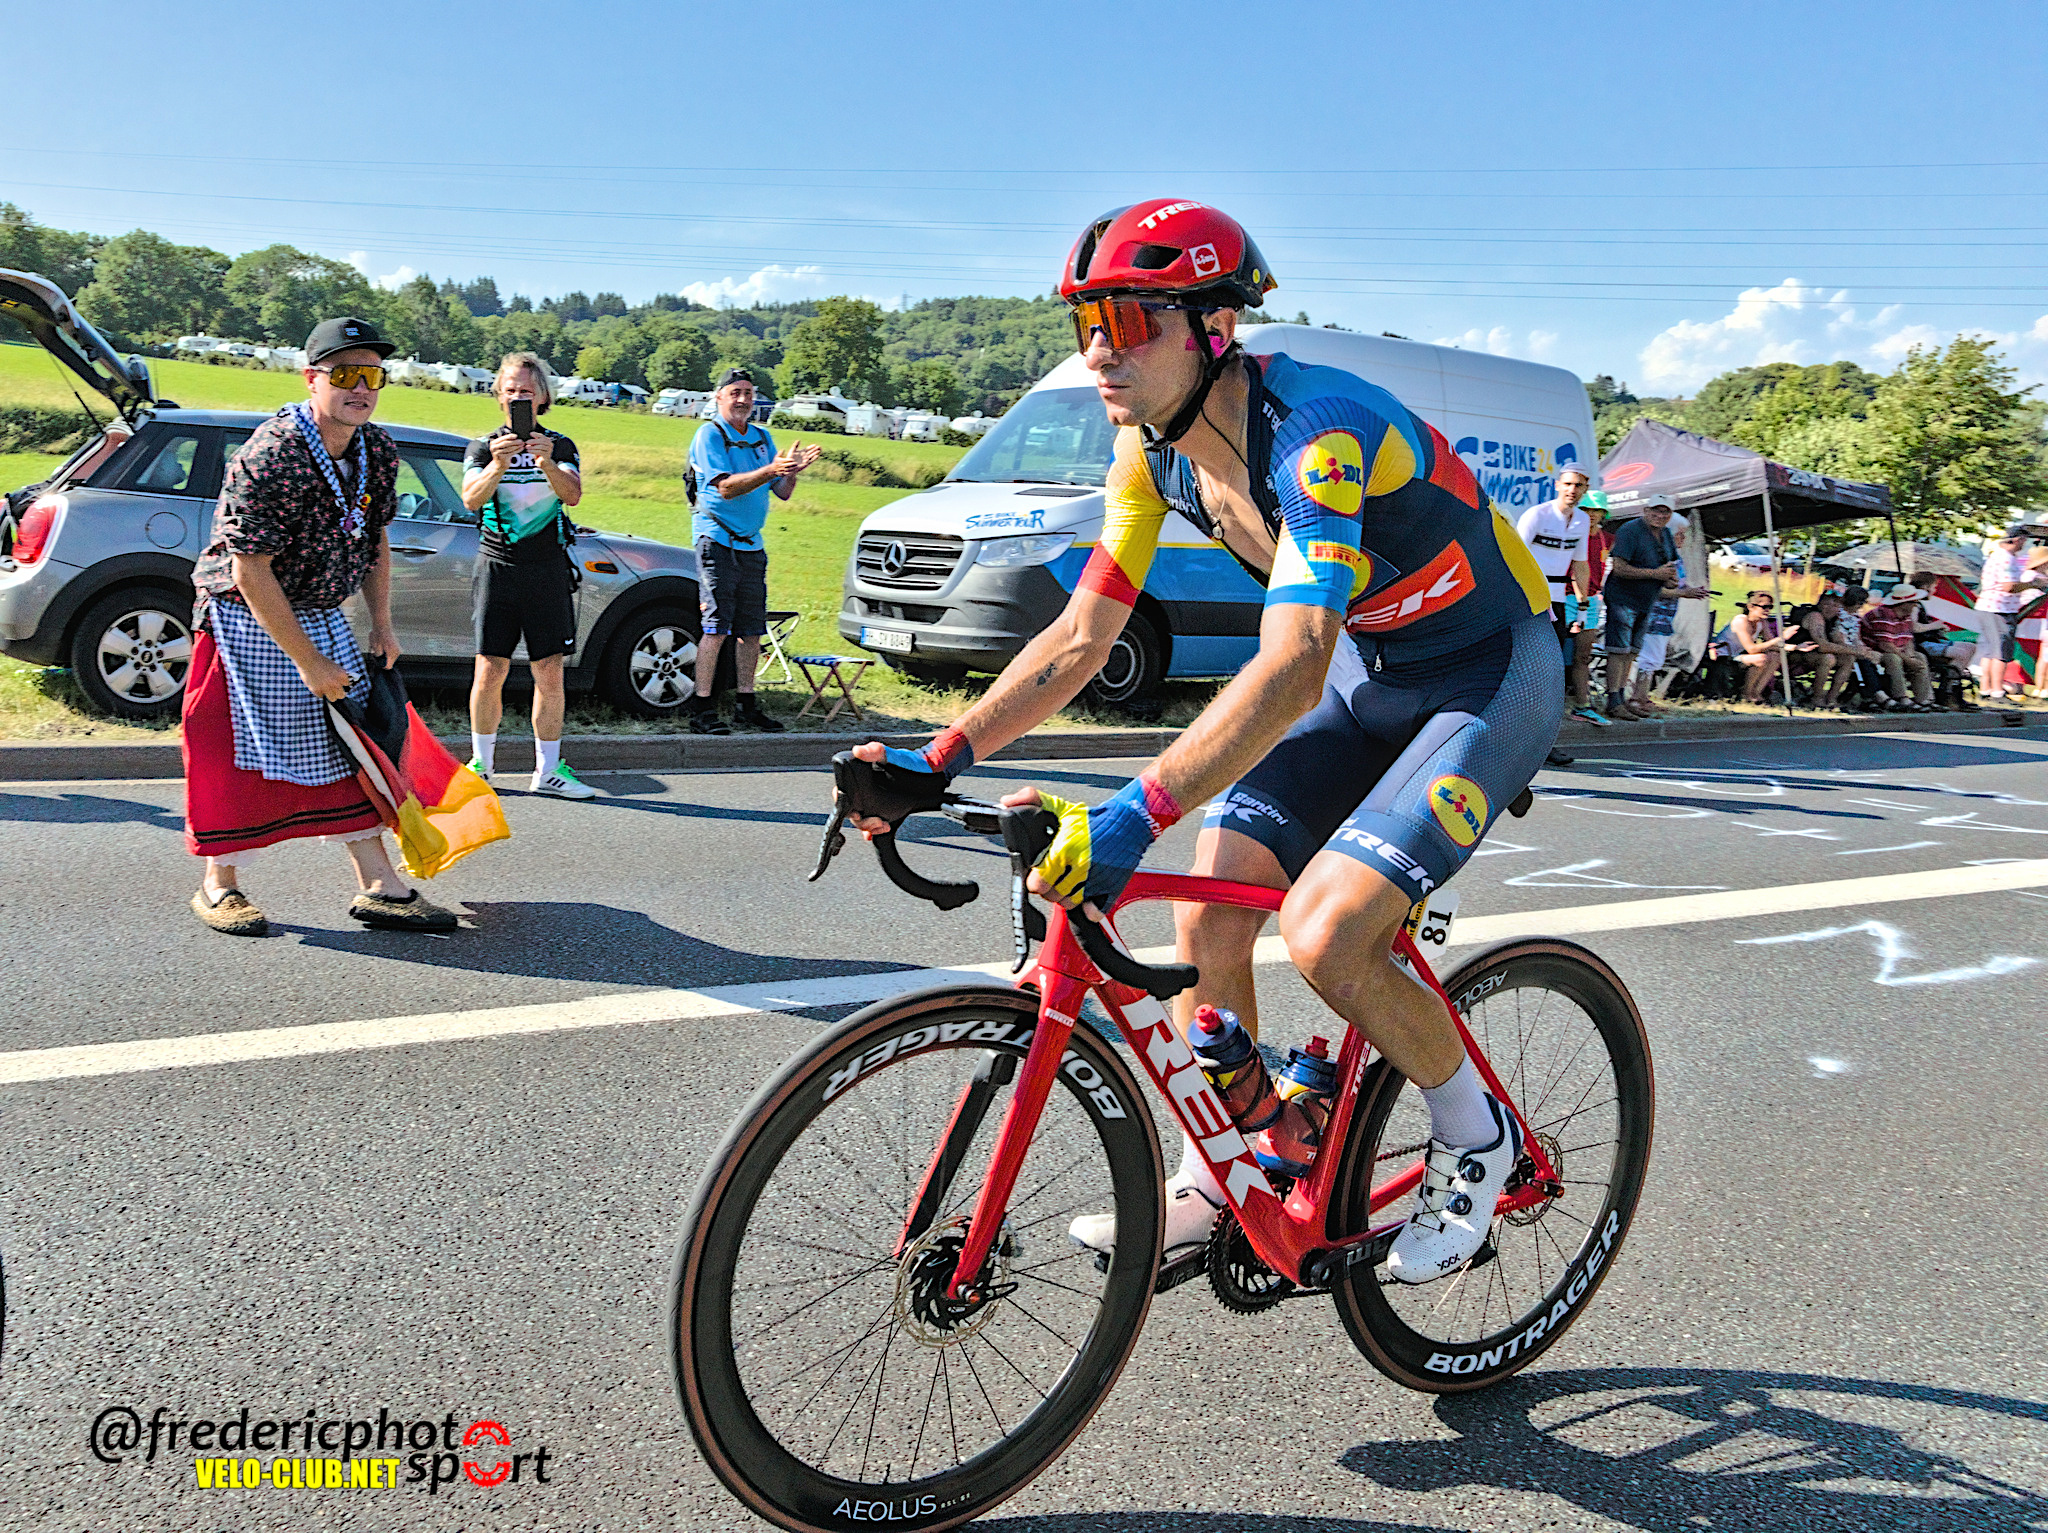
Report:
1069,297,1200,353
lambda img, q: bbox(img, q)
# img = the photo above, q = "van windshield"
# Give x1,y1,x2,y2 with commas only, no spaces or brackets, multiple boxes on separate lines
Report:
946,387,1115,487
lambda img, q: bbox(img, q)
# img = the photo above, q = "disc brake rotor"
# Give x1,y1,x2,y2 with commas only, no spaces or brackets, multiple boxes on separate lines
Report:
894,1217,1016,1347
1503,1131,1565,1228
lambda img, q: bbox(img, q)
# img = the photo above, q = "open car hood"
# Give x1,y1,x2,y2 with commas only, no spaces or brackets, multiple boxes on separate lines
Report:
0,268,156,419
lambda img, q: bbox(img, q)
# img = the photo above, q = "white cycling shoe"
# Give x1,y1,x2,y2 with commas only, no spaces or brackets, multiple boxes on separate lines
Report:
1068,1175,1221,1261
1386,1096,1523,1285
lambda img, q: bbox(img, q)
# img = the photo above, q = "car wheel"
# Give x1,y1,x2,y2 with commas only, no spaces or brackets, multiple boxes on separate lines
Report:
1083,611,1165,707
601,603,701,717
68,586,195,721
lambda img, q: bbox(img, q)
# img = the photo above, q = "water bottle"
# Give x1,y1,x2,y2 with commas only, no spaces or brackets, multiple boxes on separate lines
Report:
1188,1005,1282,1135
1256,1037,1337,1177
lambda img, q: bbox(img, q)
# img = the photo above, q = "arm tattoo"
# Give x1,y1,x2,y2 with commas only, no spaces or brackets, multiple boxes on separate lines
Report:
1031,662,1057,687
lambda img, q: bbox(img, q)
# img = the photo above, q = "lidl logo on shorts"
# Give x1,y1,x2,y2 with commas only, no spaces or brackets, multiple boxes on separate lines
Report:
1427,774,1488,847
1298,431,1365,516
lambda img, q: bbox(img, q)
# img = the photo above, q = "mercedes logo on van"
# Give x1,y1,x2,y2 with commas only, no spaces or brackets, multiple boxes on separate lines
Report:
880,540,909,577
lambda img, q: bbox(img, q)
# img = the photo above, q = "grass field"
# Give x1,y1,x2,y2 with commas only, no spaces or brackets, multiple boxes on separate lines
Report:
2,342,1212,741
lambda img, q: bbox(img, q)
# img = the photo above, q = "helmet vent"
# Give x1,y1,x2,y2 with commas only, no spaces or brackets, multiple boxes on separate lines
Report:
1131,243,1181,271
1074,221,1111,283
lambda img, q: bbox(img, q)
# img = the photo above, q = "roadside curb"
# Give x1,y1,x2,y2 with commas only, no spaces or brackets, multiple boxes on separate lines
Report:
0,728,1189,782
1,711,2041,783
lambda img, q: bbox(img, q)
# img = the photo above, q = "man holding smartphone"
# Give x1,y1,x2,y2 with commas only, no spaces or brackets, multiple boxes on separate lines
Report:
462,351,595,798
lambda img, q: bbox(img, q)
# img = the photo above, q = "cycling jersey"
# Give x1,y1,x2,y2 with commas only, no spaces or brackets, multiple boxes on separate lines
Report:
1073,349,1562,900
1077,352,1551,664
1514,498,1591,602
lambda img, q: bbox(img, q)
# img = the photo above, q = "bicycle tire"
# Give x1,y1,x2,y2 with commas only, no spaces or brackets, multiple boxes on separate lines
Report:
669,985,1161,1533
1330,939,1654,1392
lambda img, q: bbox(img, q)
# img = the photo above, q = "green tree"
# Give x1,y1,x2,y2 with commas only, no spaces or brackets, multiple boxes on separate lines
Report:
574,344,610,380
222,245,380,345
0,204,100,297
382,276,481,364
1729,361,1880,459
777,296,888,400
893,356,964,416
73,230,231,343
646,330,715,391
1858,336,2048,538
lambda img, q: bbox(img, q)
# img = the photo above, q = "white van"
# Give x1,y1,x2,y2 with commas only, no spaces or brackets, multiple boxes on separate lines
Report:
837,324,1595,701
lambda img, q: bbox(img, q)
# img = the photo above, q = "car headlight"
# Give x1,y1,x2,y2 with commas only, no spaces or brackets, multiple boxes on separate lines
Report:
975,533,1072,568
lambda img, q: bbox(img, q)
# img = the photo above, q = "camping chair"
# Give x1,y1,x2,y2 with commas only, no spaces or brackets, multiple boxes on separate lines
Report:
760,610,801,685
790,653,875,724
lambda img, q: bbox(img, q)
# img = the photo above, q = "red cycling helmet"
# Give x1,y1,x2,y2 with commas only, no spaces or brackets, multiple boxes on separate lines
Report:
1059,199,1277,310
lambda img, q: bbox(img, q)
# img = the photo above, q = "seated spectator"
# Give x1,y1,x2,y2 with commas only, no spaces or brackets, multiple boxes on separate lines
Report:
1725,591,1814,704
1797,591,1876,710
1861,586,1937,711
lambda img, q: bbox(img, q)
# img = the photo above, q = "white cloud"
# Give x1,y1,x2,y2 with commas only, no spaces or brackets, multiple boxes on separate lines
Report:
680,263,904,310
1638,279,2048,392
342,251,418,291
1434,324,1558,360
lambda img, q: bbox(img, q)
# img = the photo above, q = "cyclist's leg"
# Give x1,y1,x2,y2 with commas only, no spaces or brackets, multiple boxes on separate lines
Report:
1281,616,1563,1279
1180,639,1389,1040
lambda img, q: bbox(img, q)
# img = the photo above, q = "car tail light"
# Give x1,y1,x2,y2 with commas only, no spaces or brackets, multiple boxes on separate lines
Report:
10,496,61,564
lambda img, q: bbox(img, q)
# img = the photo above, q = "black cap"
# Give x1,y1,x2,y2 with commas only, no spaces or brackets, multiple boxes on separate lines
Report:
716,367,756,389
305,316,396,366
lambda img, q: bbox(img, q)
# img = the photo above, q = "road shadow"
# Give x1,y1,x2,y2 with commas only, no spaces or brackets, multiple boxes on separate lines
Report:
287,901,913,990
1339,1365,2047,1532
0,791,182,830
982,1518,1449,1532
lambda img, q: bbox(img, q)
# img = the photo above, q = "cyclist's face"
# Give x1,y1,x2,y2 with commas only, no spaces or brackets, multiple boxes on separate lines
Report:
1083,308,1232,428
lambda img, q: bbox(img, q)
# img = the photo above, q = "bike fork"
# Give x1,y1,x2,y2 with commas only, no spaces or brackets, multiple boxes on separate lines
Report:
894,1050,1018,1259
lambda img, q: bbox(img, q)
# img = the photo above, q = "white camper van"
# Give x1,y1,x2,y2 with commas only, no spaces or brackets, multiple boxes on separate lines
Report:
838,324,1595,701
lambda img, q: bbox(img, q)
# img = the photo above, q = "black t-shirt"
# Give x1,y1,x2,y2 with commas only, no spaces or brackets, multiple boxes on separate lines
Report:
1605,518,1677,603
463,425,581,566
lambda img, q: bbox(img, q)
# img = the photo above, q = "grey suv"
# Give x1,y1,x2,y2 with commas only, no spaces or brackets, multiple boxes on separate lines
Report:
0,269,705,721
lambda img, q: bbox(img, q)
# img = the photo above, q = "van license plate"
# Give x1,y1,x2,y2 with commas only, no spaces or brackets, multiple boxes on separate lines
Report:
862,627,914,654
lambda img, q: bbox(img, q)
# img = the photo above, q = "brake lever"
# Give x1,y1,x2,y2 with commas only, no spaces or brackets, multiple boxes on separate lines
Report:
1001,807,1058,973
808,800,850,883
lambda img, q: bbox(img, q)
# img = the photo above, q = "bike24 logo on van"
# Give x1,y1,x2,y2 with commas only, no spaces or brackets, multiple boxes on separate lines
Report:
1453,437,1583,510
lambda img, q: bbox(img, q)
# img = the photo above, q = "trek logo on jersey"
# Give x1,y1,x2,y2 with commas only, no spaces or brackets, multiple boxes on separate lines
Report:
1427,774,1489,847
1348,542,1471,632
1297,431,1366,516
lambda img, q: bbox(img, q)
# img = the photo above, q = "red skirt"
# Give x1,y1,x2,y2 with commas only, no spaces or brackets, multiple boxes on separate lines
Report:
182,630,383,858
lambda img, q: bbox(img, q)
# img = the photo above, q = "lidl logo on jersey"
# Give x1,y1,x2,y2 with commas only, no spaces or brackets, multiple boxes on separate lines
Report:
1298,430,1366,515
1427,774,1489,847
1453,436,1583,510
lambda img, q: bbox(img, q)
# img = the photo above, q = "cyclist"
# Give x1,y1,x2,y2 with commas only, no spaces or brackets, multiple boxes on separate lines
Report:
850,200,1562,1283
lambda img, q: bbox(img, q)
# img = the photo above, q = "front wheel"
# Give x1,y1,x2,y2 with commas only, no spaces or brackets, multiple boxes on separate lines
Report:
670,987,1162,1533
599,600,700,717
1330,939,1655,1391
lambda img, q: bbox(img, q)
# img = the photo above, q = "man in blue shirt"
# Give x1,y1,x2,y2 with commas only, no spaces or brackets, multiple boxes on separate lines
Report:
686,368,820,734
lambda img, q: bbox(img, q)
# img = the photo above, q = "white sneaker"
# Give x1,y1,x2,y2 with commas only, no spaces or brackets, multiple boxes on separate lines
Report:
530,763,597,799
1069,1178,1221,1260
1386,1097,1522,1285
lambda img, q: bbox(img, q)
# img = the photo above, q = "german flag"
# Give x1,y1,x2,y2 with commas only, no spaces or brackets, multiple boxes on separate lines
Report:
328,697,509,880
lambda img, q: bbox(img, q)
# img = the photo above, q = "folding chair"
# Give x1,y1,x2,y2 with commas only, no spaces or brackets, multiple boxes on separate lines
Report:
790,654,875,724
760,610,801,685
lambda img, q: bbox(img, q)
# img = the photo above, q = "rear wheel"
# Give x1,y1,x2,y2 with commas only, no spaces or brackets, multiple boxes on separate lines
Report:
68,585,194,721
1330,940,1654,1391
670,988,1161,1533
600,600,700,717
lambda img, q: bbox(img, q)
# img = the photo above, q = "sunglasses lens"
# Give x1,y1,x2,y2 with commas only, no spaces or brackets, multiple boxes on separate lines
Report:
331,365,384,390
1071,299,1162,353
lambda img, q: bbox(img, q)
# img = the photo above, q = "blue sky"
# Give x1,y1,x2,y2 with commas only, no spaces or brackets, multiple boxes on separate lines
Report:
7,0,2047,391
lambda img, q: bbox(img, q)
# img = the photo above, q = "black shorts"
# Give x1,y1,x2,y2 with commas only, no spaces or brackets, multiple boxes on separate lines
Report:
473,556,577,660
697,538,768,637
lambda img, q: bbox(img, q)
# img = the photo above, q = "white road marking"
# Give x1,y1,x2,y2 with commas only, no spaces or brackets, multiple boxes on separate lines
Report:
1739,919,2039,988
1737,824,1841,840
5,858,2048,1087
1502,859,1726,891
1833,841,1943,856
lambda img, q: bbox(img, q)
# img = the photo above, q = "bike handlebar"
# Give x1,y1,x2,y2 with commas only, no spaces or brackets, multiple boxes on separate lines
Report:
810,749,1200,1001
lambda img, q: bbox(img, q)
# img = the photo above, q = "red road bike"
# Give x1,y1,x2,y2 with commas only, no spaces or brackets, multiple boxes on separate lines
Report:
670,760,1655,1532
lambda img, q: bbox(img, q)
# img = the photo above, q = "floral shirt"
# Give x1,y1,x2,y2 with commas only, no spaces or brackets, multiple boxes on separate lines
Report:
192,410,398,620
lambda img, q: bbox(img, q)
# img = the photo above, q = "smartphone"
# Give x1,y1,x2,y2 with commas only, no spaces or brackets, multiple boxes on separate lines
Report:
509,398,535,439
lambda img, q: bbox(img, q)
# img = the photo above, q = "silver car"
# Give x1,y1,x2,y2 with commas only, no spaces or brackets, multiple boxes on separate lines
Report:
0,269,705,721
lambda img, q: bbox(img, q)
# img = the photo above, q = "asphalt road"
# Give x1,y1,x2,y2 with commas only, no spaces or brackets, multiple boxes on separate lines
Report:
2,727,2045,1532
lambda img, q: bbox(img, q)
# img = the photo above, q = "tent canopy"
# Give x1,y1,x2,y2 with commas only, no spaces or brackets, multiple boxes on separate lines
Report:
1597,417,1890,539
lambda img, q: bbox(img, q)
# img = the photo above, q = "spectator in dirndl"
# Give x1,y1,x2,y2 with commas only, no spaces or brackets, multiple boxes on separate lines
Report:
182,316,458,936
684,369,821,736
461,352,596,799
